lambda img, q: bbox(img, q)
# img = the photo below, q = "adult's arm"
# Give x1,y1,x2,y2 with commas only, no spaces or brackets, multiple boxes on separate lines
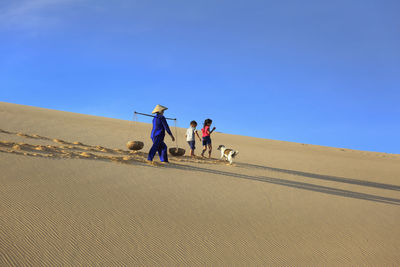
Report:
161,116,173,136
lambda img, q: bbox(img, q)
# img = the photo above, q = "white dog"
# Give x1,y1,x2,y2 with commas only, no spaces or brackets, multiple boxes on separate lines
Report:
217,145,239,165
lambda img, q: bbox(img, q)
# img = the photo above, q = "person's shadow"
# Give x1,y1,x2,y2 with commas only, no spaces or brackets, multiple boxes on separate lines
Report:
162,162,400,206
236,162,400,191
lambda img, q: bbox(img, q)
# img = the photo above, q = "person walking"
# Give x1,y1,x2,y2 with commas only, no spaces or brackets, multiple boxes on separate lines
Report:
201,118,216,158
147,104,175,163
186,120,202,157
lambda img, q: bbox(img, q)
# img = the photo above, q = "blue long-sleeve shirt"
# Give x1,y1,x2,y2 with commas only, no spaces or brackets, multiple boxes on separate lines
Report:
151,114,172,139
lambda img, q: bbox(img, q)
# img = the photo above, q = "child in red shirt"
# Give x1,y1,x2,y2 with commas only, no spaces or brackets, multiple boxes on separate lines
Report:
201,118,216,158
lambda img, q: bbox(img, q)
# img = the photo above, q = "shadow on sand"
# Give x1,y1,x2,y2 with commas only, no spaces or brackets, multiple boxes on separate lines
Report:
236,162,400,192
1,133,399,206
164,163,400,206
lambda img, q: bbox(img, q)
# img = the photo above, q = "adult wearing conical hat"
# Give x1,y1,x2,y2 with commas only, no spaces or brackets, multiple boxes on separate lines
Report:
147,104,175,163
152,104,168,114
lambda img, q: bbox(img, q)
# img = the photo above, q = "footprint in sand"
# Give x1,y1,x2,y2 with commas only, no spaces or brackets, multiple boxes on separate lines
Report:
17,133,29,137
79,152,93,158
12,144,22,150
53,139,67,144
35,145,47,151
73,141,83,145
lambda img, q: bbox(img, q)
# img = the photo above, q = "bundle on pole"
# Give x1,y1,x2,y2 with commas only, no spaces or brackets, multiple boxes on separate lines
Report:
169,147,185,156
126,140,144,151
126,111,145,151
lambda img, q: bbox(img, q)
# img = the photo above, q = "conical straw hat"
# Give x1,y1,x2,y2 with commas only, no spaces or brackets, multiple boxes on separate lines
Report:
152,104,168,114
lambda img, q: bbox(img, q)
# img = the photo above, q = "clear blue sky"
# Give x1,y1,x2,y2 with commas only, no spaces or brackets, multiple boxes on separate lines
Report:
1,0,399,153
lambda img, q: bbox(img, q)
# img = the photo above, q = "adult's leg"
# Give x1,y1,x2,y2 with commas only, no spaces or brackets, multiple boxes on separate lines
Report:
159,141,168,162
148,136,161,161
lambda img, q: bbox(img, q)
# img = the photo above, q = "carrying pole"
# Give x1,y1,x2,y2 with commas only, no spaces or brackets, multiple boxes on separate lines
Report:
134,111,176,121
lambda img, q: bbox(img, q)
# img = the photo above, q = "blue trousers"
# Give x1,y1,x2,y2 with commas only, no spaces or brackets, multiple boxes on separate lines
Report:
147,135,168,162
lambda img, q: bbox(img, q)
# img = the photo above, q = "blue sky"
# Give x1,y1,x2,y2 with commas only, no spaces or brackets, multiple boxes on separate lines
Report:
1,0,399,153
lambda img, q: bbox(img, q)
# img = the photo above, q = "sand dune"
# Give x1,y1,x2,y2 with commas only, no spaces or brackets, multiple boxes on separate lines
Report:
0,101,399,265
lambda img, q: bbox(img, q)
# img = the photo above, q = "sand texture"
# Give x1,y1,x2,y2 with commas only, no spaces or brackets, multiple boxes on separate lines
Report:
0,101,399,266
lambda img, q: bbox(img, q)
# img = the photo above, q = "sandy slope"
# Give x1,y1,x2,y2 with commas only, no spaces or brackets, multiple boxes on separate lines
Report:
0,101,399,266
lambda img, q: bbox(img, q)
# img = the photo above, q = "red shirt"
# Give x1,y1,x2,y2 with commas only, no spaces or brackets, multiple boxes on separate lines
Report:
201,126,210,137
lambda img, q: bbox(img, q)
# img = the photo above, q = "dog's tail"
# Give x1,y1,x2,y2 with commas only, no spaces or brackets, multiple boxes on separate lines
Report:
232,151,239,157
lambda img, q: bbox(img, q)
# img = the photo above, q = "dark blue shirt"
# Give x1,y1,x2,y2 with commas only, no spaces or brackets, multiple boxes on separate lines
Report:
151,114,172,139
